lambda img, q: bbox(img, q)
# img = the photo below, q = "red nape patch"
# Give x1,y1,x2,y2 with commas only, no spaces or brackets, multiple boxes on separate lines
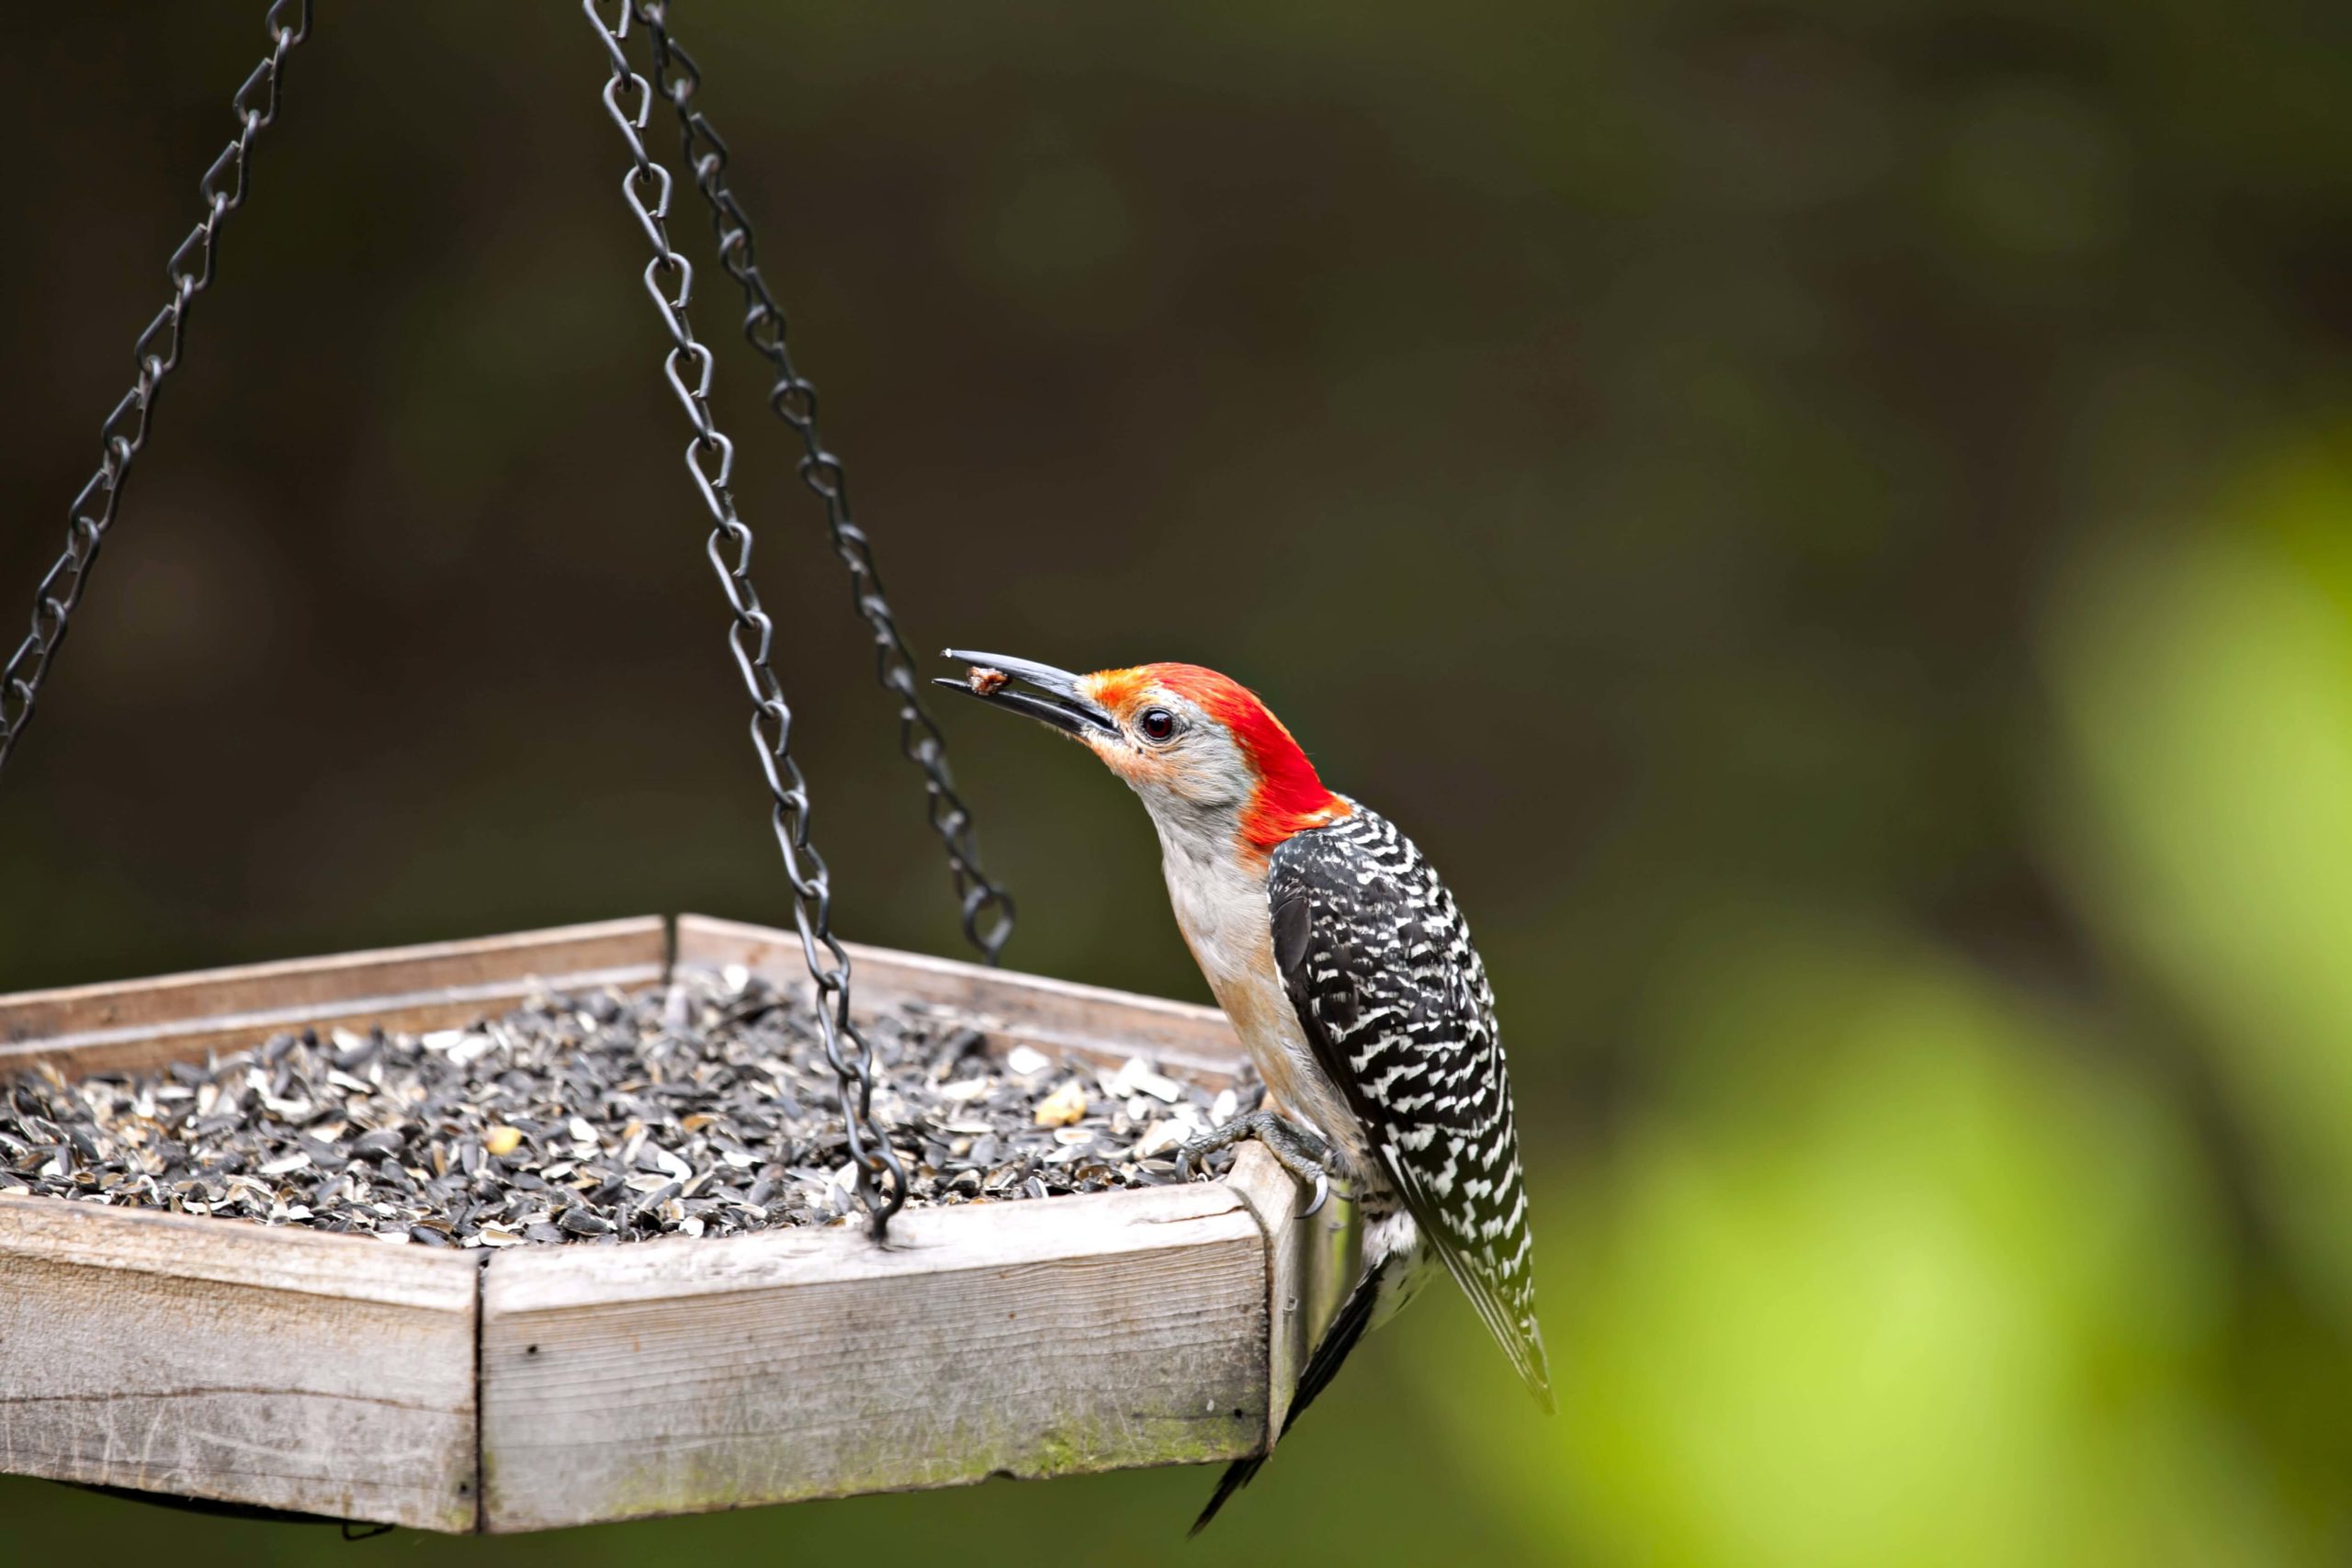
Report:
1143,663,1351,851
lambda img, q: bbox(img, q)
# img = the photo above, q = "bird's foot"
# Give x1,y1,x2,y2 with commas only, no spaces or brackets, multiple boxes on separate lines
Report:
1178,1110,1338,1216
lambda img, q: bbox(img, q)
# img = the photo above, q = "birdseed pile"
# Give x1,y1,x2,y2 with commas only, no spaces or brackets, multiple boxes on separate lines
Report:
0,966,1254,1247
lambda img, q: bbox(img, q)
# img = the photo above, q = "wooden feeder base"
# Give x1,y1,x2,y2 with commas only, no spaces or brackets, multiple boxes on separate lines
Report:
0,916,1359,1533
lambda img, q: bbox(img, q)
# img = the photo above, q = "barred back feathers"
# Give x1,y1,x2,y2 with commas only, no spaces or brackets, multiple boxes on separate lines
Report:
1269,804,1550,1405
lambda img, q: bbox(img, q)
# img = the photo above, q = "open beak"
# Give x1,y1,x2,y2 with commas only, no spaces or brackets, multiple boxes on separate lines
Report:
932,649,1120,739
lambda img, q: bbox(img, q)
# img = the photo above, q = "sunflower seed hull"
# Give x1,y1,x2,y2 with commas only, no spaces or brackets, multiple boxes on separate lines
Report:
0,969,1256,1245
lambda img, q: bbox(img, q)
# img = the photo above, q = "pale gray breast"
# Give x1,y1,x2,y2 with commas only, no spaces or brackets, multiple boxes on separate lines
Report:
1158,839,1369,1163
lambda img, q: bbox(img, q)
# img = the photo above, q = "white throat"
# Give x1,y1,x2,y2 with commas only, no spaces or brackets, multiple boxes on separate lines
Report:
1143,795,1266,986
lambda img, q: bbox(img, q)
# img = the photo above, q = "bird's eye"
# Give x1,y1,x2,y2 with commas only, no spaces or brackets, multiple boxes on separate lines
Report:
1138,706,1179,742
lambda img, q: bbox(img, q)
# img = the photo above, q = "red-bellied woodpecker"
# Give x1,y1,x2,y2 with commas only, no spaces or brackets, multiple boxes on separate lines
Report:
936,651,1551,1531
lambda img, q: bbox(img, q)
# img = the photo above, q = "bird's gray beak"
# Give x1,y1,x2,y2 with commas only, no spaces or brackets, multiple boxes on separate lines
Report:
933,649,1121,739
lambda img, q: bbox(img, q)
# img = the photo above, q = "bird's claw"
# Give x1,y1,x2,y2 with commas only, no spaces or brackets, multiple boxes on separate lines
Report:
1300,1168,1329,1217
1176,1109,1339,1218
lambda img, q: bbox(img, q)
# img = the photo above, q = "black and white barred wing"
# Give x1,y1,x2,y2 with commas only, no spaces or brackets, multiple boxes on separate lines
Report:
1269,807,1552,1408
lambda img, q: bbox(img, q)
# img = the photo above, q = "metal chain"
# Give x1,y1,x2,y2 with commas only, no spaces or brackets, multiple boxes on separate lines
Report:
630,1,1016,966
581,0,908,1234
0,0,312,778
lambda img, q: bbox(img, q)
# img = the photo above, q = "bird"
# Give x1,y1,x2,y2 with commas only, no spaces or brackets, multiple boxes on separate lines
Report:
933,650,1551,1532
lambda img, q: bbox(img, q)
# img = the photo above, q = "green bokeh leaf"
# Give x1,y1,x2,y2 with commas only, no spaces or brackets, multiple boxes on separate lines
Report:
2045,433,2352,1303
1423,918,2276,1567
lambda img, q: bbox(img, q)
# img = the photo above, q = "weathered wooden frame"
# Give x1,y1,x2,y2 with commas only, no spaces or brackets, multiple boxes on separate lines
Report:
0,915,1358,1533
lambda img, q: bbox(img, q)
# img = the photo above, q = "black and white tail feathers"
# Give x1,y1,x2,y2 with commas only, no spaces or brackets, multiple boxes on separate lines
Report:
1190,1252,1395,1536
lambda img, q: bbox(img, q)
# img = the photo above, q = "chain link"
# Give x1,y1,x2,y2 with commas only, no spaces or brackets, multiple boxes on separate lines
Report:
0,0,311,778
630,1,1015,966
581,0,908,1235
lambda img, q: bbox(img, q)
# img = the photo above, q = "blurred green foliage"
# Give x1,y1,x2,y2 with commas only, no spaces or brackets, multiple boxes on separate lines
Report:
1,1,2346,1564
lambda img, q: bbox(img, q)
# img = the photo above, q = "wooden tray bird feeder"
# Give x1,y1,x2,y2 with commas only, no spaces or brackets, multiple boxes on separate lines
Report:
0,2,1359,1535
0,918,1358,1532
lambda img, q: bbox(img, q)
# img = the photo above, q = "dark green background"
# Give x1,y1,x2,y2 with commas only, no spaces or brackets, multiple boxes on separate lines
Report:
3,2,2348,1563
